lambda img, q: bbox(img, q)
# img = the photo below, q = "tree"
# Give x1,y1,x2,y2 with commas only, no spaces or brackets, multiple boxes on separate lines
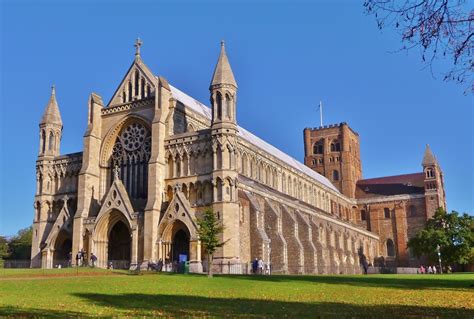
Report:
0,236,9,260
8,227,32,260
408,208,474,266
364,0,473,93
196,208,225,277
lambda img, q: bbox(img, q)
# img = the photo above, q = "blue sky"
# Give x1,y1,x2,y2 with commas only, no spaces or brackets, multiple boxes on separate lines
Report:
0,0,472,236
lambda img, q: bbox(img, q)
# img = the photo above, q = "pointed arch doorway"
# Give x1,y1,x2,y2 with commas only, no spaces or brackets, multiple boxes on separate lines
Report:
172,228,190,263
53,230,72,268
108,220,131,268
93,209,133,269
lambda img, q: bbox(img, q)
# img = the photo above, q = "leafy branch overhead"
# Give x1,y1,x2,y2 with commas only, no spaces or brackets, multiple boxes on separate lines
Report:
364,0,473,93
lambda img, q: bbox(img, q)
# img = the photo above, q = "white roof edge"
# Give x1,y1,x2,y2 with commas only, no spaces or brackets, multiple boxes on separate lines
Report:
169,84,339,193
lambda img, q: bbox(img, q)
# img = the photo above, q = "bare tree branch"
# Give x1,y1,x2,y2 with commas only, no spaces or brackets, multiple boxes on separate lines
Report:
364,0,473,94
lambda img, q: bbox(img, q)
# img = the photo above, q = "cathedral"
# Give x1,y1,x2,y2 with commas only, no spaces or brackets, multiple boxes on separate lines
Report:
31,40,446,273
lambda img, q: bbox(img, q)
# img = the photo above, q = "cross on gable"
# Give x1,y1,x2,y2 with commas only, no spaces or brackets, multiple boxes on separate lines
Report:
134,38,143,56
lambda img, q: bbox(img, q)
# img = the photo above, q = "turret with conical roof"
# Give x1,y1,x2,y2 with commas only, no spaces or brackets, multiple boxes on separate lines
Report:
421,144,446,217
210,41,238,128
39,85,63,157
422,144,436,166
209,41,241,267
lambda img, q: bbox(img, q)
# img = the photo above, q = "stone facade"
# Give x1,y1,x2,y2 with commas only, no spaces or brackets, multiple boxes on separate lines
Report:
31,40,380,273
304,124,447,267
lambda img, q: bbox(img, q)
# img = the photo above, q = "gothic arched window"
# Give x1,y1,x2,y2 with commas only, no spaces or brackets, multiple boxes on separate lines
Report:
216,92,222,119
134,71,140,97
110,122,151,206
332,170,339,181
49,131,54,151
41,130,46,154
141,78,145,98
225,94,232,119
128,82,133,102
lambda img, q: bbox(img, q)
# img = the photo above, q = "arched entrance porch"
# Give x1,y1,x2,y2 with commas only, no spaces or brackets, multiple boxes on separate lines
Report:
157,219,202,273
160,220,190,265
93,209,134,269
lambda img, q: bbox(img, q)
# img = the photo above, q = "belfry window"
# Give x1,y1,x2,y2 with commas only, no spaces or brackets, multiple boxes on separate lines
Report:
48,131,54,151
41,130,46,153
426,168,434,178
110,122,151,206
330,140,341,152
313,140,324,155
225,94,232,119
216,92,222,119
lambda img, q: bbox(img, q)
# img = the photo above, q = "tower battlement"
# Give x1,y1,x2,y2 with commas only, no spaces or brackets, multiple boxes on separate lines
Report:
303,122,362,198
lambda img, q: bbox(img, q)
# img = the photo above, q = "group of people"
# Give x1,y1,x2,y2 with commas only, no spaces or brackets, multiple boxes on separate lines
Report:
65,249,97,268
252,258,270,275
418,265,451,274
147,259,165,272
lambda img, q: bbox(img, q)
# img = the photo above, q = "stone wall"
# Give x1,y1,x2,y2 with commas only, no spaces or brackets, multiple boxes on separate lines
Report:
239,181,379,275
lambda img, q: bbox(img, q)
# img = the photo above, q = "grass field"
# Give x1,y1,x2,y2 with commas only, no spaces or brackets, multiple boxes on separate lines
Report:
0,269,473,318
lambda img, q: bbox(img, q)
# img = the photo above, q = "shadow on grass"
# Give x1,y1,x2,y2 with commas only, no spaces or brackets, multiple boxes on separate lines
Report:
0,306,85,318
2,293,470,318
221,274,474,291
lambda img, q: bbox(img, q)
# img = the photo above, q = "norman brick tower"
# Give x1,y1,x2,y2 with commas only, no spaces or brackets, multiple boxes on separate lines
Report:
422,144,447,218
303,122,362,198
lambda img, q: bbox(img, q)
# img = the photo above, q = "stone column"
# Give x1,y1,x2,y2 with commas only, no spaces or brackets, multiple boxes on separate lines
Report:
131,226,139,269
189,239,203,273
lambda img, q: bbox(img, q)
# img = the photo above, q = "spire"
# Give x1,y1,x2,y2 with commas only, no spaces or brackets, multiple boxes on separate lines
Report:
210,40,237,88
40,85,62,126
422,144,436,166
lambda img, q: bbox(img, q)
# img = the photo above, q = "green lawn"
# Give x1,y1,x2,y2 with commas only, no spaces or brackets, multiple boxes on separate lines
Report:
0,269,473,318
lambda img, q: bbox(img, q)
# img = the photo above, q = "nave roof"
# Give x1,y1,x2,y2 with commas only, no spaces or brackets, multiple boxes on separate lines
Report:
169,85,339,193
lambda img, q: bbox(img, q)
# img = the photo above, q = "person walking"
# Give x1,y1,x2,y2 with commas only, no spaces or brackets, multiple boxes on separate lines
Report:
265,262,271,275
252,258,258,274
258,258,264,275
90,253,97,268
75,251,82,267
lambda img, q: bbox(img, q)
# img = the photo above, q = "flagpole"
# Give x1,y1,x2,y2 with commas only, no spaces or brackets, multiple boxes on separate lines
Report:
319,101,323,127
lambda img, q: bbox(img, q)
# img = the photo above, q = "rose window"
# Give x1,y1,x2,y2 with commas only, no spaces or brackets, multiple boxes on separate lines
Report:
121,123,147,151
